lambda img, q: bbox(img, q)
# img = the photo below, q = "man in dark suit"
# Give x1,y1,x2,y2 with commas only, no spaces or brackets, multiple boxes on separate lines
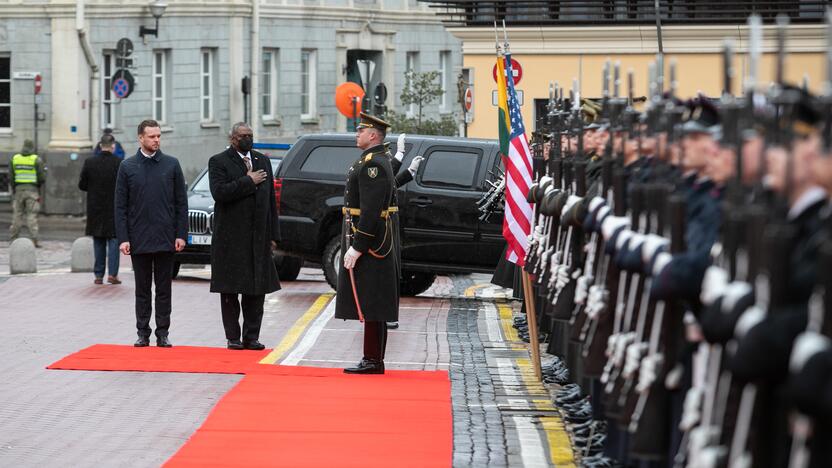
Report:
336,113,400,374
115,119,188,348
208,122,281,350
79,133,122,284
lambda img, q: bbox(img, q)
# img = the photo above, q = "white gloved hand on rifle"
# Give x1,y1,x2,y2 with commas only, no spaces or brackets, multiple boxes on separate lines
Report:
394,133,407,162
408,155,424,176
343,246,362,269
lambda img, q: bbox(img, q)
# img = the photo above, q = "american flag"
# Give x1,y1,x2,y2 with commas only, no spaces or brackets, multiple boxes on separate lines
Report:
501,53,534,265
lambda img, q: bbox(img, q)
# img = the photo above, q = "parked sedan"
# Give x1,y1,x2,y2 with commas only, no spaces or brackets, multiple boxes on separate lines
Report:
174,146,303,281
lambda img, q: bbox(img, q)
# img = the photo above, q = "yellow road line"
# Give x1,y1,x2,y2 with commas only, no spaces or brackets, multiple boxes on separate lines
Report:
538,410,577,468
464,283,489,297
259,293,334,365
497,301,523,345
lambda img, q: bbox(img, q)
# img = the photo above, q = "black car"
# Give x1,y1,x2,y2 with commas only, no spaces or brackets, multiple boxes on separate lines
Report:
174,146,304,280
275,133,504,295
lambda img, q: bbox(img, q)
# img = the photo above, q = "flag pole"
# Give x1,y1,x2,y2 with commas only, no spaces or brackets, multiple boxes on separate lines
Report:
501,18,542,382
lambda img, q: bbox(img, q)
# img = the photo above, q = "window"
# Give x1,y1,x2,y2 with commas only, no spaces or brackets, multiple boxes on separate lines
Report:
101,52,116,129
200,49,216,123
300,145,361,178
301,49,317,119
439,51,451,110
262,49,278,120
420,149,481,189
152,50,169,123
405,52,419,117
0,55,10,130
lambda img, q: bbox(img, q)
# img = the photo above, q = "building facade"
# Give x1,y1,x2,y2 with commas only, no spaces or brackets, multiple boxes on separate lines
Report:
423,0,831,139
0,0,461,213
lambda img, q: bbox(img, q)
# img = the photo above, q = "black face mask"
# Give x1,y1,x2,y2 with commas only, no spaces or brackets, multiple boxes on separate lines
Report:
237,135,253,153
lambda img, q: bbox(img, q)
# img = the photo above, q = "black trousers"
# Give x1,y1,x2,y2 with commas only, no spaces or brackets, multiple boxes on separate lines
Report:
220,293,265,343
131,252,173,339
363,320,388,361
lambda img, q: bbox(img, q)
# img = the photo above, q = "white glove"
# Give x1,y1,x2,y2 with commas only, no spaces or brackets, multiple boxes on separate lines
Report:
641,234,669,265
343,246,362,269
397,133,406,154
790,331,831,372
601,215,630,241
700,266,729,306
408,155,424,176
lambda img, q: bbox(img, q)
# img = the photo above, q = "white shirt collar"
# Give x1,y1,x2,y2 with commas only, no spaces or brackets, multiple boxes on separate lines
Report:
789,186,827,220
140,148,156,158
237,151,251,160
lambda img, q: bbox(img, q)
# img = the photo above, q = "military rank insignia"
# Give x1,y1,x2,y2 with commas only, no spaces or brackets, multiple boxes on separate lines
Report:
368,167,378,178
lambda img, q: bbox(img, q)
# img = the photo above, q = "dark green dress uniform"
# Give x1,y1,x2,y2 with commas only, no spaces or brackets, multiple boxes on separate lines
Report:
335,133,400,367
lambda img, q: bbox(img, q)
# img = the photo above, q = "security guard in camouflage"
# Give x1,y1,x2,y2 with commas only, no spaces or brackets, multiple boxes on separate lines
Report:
9,139,45,246
337,113,400,375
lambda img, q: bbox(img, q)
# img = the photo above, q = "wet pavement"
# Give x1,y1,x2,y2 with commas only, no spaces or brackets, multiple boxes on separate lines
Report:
0,228,577,467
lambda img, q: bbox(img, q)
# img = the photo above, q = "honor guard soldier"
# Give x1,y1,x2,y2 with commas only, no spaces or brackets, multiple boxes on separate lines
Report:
337,112,401,374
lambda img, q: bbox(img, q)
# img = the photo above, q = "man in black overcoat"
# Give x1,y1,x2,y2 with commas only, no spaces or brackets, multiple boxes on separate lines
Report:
337,113,400,374
208,122,281,350
79,133,122,285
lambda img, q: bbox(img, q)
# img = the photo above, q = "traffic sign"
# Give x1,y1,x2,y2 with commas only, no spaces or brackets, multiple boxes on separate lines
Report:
463,87,473,112
116,38,134,58
111,69,135,99
12,71,39,80
492,58,523,86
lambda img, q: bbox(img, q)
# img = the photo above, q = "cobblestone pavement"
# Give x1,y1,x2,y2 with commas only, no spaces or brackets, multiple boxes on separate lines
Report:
0,258,573,467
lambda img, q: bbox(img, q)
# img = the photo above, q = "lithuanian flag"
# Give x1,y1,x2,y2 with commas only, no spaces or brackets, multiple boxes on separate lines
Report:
495,54,511,157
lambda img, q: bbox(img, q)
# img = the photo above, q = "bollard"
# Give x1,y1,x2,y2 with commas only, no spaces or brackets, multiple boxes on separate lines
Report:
9,238,37,274
71,237,95,273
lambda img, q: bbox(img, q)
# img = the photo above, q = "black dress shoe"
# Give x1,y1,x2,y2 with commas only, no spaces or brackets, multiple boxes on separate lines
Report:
227,339,244,350
386,321,399,329
134,336,150,347
243,340,266,350
156,336,172,348
343,358,384,374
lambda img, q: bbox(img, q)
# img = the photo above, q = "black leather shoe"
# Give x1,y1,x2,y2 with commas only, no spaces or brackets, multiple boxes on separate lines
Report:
227,339,244,350
156,336,172,348
343,358,385,374
386,321,399,329
134,336,150,347
243,340,265,350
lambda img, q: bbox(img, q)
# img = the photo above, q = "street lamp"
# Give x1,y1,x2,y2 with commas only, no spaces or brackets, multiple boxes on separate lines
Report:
139,1,168,40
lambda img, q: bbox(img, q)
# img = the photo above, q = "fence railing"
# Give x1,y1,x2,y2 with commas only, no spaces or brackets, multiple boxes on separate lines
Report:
419,1,831,26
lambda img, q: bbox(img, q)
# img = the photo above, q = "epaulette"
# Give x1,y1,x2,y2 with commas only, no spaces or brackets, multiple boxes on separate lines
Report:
363,153,374,163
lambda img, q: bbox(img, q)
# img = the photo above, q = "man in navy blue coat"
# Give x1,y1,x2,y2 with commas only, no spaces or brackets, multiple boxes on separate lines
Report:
115,119,188,348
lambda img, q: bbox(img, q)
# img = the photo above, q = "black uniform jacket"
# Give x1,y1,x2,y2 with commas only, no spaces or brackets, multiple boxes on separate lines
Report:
79,150,121,238
335,145,400,322
208,147,281,295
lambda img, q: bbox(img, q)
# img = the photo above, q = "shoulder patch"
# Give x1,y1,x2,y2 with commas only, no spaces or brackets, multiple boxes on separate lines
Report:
367,167,378,178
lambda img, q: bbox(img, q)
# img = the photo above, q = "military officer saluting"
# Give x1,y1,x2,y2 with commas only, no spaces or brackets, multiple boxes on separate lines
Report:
337,112,400,375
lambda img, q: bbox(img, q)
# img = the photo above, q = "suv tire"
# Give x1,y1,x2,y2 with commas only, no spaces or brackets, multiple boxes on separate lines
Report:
322,236,341,291
275,255,303,281
400,271,437,296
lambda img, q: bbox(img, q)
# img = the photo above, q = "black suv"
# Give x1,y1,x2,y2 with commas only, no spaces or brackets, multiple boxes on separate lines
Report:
175,147,304,281
275,133,504,295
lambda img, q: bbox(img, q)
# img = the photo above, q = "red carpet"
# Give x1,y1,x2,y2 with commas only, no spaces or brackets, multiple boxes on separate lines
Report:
48,345,453,467
47,344,271,374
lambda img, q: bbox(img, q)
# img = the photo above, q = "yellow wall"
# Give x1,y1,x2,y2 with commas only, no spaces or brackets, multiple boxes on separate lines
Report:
464,52,826,139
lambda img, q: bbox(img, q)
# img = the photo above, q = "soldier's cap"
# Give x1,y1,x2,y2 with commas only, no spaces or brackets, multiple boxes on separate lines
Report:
775,84,822,138
21,139,34,154
356,112,391,133
680,96,720,136
585,122,602,131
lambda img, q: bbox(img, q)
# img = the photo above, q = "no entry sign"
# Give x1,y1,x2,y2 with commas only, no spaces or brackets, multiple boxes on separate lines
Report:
492,58,523,86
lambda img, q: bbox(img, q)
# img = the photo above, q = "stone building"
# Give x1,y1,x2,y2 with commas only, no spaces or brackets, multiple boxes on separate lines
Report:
0,0,460,213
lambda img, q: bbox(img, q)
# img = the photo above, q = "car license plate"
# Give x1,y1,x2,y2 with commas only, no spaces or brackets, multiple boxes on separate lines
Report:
189,234,212,245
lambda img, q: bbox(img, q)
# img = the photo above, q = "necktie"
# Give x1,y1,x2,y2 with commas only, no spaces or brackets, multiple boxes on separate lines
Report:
244,155,252,172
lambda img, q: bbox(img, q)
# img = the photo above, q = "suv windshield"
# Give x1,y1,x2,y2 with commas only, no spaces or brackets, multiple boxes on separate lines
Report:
191,157,282,192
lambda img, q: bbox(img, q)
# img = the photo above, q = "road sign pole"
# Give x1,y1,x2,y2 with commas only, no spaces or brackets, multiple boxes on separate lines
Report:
33,74,41,153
